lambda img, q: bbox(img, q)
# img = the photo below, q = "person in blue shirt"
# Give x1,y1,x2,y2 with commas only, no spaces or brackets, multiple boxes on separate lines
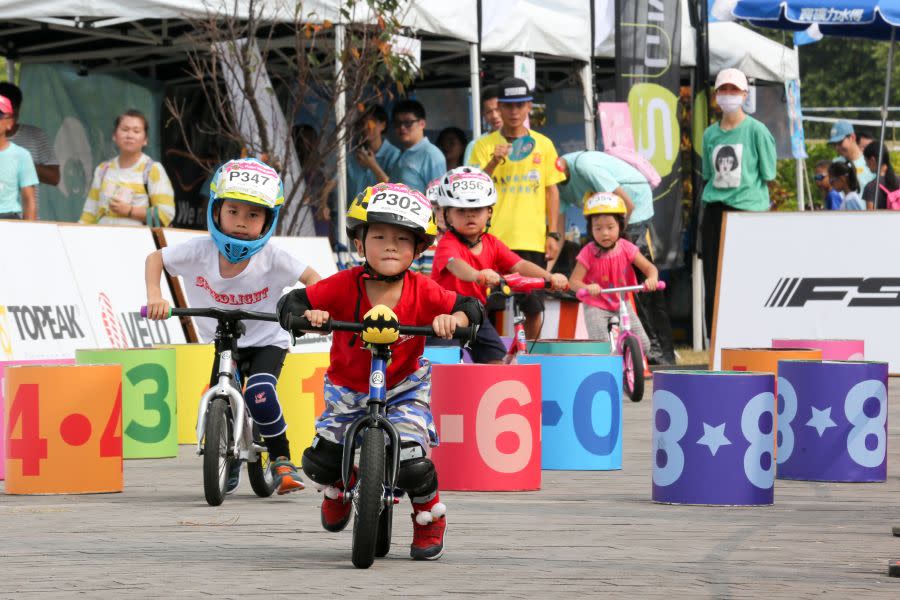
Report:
814,160,842,210
557,150,675,365
347,105,400,201
0,94,38,220
388,100,446,193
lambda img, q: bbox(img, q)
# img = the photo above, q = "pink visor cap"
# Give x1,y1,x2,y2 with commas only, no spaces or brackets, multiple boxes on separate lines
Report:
0,95,13,116
714,68,749,92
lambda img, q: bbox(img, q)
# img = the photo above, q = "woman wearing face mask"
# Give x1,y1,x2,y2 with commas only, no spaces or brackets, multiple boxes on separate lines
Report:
699,68,776,336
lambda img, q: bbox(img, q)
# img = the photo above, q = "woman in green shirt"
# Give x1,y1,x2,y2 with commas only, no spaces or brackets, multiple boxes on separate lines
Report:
700,68,777,335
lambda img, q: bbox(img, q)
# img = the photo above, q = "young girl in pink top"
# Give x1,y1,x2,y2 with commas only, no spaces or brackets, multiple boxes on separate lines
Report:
569,192,658,348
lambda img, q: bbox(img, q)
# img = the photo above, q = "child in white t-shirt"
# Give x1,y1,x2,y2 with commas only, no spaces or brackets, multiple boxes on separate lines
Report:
145,158,320,495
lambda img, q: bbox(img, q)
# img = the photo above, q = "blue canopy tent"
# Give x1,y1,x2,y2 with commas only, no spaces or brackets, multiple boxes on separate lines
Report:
733,1,900,207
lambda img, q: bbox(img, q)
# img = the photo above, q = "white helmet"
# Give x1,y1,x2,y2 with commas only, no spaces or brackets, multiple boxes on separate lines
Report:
438,166,496,208
425,176,444,206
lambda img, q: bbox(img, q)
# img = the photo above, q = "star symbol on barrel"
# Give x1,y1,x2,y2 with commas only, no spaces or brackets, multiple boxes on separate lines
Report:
806,406,837,437
697,422,731,456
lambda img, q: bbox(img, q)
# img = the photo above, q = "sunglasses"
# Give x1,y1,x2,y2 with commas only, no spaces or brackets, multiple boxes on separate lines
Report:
394,119,420,129
814,174,825,181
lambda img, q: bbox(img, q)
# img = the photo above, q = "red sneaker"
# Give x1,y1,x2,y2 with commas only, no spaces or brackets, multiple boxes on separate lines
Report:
320,471,356,532
410,502,446,560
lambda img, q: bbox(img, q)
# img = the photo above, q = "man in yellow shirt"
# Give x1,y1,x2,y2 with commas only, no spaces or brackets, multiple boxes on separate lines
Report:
469,78,565,339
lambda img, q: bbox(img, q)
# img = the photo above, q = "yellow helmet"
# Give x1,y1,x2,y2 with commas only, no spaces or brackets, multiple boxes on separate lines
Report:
347,182,438,246
583,192,627,216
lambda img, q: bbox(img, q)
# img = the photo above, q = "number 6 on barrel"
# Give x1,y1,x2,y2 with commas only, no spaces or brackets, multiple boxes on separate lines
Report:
429,364,542,491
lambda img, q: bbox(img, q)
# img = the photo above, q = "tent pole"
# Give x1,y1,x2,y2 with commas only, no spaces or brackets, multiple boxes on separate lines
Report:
335,22,348,249
580,63,596,150
874,26,896,210
470,42,481,139
796,158,805,211
6,59,13,82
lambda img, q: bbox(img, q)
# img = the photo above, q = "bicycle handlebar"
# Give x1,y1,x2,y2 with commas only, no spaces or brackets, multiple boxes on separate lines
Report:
287,314,475,342
486,273,552,297
140,306,278,322
574,280,666,300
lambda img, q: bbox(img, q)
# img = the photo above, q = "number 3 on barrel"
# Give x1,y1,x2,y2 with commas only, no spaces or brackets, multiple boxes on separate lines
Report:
125,363,171,444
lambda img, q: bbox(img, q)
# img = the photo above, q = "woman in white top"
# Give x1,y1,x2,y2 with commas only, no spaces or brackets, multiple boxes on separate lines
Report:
79,109,175,226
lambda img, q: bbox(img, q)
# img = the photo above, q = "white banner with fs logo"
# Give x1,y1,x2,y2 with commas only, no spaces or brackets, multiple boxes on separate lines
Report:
58,224,186,349
0,222,97,359
712,212,900,373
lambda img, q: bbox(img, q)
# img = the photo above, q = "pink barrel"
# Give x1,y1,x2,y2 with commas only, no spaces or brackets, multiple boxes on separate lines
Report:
772,339,864,361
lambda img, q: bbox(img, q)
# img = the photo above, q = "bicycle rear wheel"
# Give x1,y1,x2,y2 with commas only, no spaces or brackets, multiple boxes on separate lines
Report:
351,427,386,569
247,424,277,498
623,336,645,403
203,397,233,506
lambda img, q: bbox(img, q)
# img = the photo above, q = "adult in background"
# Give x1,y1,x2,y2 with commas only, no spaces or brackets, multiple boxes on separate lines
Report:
463,85,502,165
862,142,899,210
856,128,875,151
557,150,676,364
437,127,468,170
293,124,336,238
0,94,38,220
348,104,399,199
829,120,875,192
700,68,776,335
469,77,565,340
0,82,60,206
79,109,175,226
387,99,446,193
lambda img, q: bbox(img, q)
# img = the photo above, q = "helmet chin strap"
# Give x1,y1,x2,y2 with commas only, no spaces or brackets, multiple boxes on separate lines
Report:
362,261,405,283
447,212,491,249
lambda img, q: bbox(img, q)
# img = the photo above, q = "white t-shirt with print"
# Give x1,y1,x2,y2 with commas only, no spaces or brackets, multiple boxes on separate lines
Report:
162,237,307,348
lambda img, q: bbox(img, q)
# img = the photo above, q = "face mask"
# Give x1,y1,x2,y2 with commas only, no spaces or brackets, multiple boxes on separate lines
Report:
716,94,744,114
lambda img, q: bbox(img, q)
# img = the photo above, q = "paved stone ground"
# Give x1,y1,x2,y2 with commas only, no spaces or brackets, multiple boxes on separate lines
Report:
2,382,899,599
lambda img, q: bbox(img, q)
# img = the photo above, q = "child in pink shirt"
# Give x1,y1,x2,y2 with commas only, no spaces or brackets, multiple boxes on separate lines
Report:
569,192,657,349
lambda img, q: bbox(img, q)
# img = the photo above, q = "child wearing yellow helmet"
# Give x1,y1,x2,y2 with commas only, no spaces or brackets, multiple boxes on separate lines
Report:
570,192,657,348
276,182,483,560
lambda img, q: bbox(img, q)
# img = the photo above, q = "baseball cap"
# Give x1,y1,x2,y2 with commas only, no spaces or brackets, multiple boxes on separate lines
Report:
714,68,749,92
497,77,533,103
0,95,13,117
828,120,855,144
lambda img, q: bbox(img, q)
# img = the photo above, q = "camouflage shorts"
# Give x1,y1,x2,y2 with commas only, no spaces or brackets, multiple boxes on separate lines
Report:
316,359,438,449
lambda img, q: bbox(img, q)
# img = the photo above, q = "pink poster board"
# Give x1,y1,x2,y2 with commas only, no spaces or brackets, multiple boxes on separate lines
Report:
771,339,865,361
1,358,75,481
597,102,636,151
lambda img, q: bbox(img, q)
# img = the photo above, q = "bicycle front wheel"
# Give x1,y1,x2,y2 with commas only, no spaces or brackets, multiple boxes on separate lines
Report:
623,336,645,403
351,427,386,569
203,397,233,506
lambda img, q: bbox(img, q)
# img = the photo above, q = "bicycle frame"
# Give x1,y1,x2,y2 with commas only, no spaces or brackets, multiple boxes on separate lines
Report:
486,274,549,363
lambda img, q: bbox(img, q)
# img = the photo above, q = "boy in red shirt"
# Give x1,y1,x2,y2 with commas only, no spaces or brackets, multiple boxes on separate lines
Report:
430,166,568,363
277,183,482,560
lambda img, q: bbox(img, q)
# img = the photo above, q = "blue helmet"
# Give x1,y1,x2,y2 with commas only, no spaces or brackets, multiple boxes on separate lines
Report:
207,158,284,263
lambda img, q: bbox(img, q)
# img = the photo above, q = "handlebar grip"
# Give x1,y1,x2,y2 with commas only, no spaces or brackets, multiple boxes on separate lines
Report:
140,306,148,318
656,281,667,291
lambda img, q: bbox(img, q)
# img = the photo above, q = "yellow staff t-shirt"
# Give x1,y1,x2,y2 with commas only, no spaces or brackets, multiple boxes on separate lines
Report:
469,130,565,253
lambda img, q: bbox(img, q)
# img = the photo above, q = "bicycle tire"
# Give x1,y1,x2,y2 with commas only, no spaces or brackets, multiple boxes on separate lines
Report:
351,427,386,569
247,424,277,498
623,336,645,403
374,501,393,557
203,398,233,506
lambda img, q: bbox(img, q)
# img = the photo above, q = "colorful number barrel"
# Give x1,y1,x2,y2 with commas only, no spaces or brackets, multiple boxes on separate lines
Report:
721,347,823,374
1,359,74,481
772,339,865,361
652,371,776,506
4,364,123,494
430,364,541,491
77,348,177,459
423,346,464,365
518,354,622,470
776,360,888,482
157,344,214,444
530,339,612,355
277,352,328,451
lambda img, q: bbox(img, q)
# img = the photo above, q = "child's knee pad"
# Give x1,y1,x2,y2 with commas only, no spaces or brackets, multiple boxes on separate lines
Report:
243,373,286,438
396,443,437,502
301,436,344,486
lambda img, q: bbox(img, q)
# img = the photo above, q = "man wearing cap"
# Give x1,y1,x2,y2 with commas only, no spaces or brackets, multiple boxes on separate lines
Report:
0,94,38,220
700,68,776,337
469,77,565,340
829,119,875,192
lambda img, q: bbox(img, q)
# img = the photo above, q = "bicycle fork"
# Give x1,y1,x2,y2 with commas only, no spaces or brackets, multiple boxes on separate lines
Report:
195,350,255,460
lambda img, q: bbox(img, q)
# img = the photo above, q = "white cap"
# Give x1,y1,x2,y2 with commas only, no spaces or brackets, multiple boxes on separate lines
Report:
715,68,749,92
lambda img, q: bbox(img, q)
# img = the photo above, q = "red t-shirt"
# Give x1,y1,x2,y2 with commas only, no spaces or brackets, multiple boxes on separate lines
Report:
575,239,639,312
431,232,521,303
305,266,458,392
